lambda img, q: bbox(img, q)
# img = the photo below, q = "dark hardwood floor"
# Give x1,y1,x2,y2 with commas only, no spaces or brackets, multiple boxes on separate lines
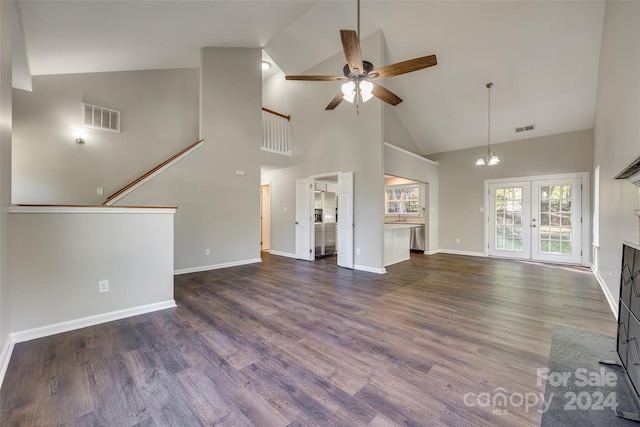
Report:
1,253,616,426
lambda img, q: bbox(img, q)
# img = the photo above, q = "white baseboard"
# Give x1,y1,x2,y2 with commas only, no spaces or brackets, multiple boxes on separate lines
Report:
438,249,487,257
354,264,387,274
1,299,176,390
174,258,261,275
424,250,440,255
592,267,618,319
11,300,177,344
269,250,297,259
0,335,16,391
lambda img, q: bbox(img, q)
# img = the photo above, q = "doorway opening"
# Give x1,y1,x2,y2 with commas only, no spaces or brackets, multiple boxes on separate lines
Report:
295,172,354,269
313,175,338,262
384,174,430,258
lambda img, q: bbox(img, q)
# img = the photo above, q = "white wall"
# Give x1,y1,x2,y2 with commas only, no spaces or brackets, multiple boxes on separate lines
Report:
12,68,199,204
592,0,640,314
429,129,593,254
384,144,439,253
121,48,263,271
262,32,386,271
383,105,422,156
0,0,13,366
8,208,175,333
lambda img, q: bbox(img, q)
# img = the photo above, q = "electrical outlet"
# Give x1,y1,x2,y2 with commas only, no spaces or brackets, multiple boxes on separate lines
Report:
98,280,109,293
96,187,103,195
205,248,211,256
456,238,461,244
356,248,361,255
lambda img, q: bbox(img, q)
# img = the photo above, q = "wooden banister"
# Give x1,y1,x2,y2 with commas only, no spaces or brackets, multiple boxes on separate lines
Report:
262,107,290,121
104,139,204,205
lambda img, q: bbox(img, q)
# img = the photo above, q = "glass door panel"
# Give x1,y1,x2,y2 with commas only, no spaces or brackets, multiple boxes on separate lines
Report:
532,179,581,263
488,182,531,259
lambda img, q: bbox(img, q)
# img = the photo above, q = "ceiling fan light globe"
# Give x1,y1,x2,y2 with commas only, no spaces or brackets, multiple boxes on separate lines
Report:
341,81,356,96
343,91,356,103
361,91,374,102
359,80,373,94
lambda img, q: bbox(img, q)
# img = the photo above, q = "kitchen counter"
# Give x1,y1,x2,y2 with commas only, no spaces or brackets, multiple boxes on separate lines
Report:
384,223,425,266
384,223,423,229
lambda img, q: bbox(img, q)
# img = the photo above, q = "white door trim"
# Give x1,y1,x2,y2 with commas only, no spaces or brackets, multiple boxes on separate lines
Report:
337,172,354,269
484,172,590,265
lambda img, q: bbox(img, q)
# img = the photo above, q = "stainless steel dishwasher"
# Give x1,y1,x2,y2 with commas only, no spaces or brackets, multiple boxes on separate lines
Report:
410,225,425,252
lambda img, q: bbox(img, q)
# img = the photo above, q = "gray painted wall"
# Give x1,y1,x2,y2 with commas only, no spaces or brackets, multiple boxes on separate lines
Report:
383,105,422,156
8,210,175,332
429,129,593,254
592,0,640,311
262,32,385,270
120,48,263,270
12,68,199,204
0,0,13,357
384,144,439,253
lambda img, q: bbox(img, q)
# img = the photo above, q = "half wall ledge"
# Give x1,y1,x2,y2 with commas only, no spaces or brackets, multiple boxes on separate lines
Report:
10,204,177,214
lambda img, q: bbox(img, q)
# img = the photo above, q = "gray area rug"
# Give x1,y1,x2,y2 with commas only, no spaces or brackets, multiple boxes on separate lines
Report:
541,325,640,426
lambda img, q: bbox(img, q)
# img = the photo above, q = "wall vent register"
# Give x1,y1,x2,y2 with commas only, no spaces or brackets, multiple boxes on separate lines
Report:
82,102,120,132
515,124,535,133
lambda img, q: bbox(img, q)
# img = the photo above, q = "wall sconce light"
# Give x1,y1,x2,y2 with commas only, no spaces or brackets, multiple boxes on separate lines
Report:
75,137,85,144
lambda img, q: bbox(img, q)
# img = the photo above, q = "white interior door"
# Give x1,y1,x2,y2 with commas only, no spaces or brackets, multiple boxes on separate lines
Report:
295,178,314,261
531,178,582,264
260,185,270,251
337,172,354,269
488,182,531,259
487,176,583,264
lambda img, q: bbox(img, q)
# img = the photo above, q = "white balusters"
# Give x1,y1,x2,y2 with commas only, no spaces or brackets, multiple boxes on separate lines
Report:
262,109,291,155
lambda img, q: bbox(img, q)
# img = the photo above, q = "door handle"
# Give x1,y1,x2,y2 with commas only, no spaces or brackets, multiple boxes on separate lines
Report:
295,221,299,225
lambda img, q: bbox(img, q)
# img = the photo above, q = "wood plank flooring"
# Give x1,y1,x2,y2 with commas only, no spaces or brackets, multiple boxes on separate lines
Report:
0,253,616,426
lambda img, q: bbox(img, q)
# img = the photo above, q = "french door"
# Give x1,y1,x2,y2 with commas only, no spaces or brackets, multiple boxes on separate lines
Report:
487,176,583,264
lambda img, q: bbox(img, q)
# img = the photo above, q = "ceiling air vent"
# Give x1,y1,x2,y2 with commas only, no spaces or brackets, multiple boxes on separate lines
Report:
82,102,120,132
615,154,640,186
515,124,536,133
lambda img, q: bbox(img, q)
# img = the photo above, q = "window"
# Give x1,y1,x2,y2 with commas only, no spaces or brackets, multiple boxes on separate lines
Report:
385,185,419,215
82,102,120,132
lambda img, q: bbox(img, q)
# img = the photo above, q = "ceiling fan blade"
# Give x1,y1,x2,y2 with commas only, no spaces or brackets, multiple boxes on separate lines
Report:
325,91,344,110
369,55,437,80
285,75,346,81
340,30,364,74
371,83,403,106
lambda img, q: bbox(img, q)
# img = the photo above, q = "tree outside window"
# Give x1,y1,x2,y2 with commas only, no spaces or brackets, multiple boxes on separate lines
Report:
385,185,419,215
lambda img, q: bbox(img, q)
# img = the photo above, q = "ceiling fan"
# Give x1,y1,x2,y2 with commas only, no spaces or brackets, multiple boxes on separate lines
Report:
284,0,437,110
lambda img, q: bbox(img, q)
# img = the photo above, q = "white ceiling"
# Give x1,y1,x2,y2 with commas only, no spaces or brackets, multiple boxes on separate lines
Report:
15,0,606,155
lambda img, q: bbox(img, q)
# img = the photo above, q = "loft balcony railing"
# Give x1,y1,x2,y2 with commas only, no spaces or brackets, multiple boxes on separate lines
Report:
262,107,291,156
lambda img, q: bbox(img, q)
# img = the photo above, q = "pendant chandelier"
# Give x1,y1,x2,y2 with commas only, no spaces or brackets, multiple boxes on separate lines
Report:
475,82,500,166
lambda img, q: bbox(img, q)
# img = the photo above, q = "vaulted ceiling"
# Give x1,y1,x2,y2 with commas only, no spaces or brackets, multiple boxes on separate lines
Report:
14,1,605,155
